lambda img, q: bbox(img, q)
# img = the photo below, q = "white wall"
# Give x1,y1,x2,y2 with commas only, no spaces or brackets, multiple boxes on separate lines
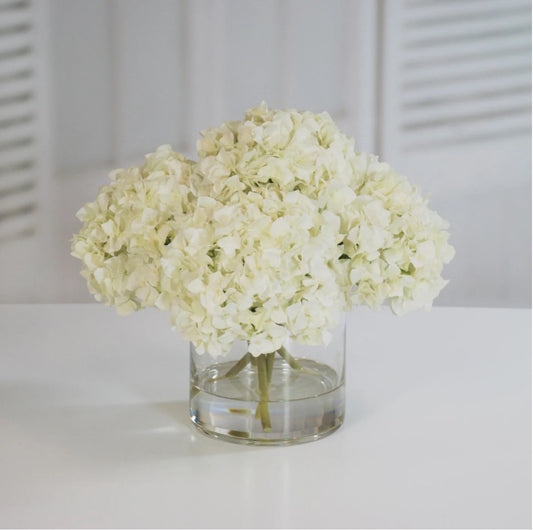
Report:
0,0,531,307
49,0,371,172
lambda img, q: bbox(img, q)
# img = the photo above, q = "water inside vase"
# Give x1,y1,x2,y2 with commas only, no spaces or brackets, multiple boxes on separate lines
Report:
190,357,344,445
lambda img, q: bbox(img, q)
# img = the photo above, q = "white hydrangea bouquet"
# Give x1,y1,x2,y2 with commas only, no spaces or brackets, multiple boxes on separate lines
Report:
72,103,454,438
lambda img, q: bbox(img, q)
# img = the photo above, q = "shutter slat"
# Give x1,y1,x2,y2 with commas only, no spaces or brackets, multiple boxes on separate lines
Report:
404,0,529,22
0,29,31,53
0,206,36,241
404,10,530,44
403,29,530,66
0,96,33,121
402,56,529,88
0,141,34,167
402,113,529,150
0,180,35,205
0,117,33,142
0,75,33,99
0,7,32,31
0,166,34,191
0,0,31,10
403,69,531,105
0,184,36,217
0,52,32,77
402,87,531,125
0,135,33,154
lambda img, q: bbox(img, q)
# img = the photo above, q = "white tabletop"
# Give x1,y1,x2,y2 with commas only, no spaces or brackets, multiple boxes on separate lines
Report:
0,304,530,529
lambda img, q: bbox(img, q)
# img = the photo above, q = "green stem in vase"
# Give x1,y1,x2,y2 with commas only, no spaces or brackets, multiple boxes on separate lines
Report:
278,345,318,376
256,354,272,432
211,345,315,433
277,345,300,369
250,356,262,420
222,351,253,378
213,351,253,381
266,352,275,386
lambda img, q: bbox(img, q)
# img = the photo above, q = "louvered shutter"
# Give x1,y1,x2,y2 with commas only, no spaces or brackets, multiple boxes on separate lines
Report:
0,0,51,300
384,0,531,154
380,0,531,307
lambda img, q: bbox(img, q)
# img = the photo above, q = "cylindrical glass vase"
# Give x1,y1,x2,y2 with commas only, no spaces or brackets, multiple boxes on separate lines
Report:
189,317,345,445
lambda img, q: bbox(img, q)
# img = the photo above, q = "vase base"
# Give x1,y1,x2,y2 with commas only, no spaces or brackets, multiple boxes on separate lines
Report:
190,412,344,446
189,358,344,445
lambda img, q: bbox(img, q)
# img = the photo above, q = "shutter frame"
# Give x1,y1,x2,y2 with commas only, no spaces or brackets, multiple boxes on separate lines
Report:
0,0,54,301
379,0,532,308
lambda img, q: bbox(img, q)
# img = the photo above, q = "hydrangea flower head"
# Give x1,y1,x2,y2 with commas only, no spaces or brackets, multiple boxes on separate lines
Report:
72,104,454,357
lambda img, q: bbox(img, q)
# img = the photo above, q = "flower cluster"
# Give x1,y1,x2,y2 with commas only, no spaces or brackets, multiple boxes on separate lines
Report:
72,103,454,357
71,146,197,315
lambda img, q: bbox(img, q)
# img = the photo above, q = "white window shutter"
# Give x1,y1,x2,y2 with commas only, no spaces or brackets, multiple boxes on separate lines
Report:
0,0,52,300
379,0,531,307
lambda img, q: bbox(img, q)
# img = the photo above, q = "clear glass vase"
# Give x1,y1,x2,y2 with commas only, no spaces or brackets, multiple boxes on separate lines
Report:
189,317,345,445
